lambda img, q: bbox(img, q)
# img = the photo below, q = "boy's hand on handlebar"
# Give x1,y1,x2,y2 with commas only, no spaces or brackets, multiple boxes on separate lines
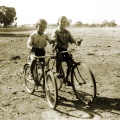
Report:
31,47,35,52
76,39,83,46
50,40,56,44
51,43,58,53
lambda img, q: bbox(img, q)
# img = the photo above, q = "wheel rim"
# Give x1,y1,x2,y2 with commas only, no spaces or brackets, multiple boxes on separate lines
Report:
48,58,63,90
72,63,96,105
24,65,35,94
45,71,58,109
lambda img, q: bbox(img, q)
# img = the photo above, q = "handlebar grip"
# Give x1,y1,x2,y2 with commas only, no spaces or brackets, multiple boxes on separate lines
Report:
77,39,83,46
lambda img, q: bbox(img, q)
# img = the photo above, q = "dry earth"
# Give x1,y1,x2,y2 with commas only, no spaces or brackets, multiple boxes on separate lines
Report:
0,28,120,120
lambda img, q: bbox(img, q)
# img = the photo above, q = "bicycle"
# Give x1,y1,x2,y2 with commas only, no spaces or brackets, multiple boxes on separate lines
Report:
47,46,97,106
23,54,58,109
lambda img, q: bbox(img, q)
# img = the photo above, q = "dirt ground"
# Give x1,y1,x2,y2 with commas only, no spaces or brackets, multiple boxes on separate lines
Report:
0,28,120,120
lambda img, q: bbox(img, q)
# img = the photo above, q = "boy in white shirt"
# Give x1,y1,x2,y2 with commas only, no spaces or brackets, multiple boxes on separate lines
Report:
27,19,53,80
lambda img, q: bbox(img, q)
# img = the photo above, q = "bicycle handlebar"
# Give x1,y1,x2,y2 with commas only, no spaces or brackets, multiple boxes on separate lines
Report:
51,39,82,53
33,49,76,59
33,40,82,59
34,54,55,59
57,49,76,54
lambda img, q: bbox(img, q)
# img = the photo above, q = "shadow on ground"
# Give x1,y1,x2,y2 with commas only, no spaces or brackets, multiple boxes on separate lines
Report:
55,94,120,119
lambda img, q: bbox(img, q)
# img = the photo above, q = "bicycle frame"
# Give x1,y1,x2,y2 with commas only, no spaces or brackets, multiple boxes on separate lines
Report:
48,50,78,81
23,54,58,109
35,60,45,88
47,43,96,105
33,55,55,87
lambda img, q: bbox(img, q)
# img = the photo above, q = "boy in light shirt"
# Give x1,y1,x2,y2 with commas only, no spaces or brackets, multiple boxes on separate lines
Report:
27,19,53,81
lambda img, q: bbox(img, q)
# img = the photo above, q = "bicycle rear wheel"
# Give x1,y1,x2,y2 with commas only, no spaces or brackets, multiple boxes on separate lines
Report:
45,70,58,109
71,62,96,105
23,63,35,94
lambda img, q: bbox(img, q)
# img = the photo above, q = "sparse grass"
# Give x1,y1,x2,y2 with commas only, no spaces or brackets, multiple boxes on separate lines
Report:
0,28,120,119
0,27,36,32
0,33,30,37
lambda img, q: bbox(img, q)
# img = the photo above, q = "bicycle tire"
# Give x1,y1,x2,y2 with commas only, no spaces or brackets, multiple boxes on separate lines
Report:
45,70,58,109
23,63,35,94
48,57,63,90
71,62,96,105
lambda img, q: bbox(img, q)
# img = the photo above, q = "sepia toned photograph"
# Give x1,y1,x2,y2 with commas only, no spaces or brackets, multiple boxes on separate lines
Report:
0,0,120,119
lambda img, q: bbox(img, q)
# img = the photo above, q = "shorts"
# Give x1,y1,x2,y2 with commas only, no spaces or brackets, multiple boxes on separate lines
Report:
34,48,45,56
34,48,45,62
57,47,70,61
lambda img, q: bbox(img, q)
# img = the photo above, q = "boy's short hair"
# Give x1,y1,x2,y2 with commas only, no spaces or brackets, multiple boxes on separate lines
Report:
36,19,47,28
57,16,68,24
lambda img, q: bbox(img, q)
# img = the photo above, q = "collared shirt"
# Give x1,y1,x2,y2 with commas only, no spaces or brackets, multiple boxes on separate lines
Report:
52,28,76,49
27,31,51,49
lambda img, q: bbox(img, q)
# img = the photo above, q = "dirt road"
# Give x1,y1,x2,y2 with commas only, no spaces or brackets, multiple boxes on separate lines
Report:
0,28,120,120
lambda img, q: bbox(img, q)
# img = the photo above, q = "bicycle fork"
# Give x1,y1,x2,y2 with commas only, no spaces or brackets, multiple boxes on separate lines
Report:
73,63,86,85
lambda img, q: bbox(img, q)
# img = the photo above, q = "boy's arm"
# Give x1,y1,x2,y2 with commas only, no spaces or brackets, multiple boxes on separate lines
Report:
52,30,57,42
69,31,82,46
27,34,33,50
46,30,57,44
46,34,55,44
69,32,76,44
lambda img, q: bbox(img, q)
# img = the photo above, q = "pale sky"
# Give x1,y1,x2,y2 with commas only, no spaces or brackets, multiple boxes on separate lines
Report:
1,0,120,25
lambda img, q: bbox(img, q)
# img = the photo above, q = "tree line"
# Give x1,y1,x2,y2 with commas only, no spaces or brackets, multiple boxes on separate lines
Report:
0,6,118,28
72,20,117,28
48,20,117,28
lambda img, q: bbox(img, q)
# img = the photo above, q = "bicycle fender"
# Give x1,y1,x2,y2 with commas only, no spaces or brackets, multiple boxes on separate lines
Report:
46,70,54,79
23,62,31,73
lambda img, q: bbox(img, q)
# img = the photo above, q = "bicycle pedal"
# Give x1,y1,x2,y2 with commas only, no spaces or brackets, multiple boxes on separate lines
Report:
37,83,42,86
63,80,72,86
58,75,64,78
35,81,42,86
45,68,50,73
54,73,64,79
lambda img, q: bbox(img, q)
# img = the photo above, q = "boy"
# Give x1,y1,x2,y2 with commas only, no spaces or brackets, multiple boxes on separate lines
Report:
52,16,82,86
27,19,53,81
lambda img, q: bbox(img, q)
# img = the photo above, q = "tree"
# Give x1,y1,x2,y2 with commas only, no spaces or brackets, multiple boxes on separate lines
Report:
0,6,17,27
90,23,97,27
101,20,117,27
68,19,72,27
110,20,117,27
74,21,82,27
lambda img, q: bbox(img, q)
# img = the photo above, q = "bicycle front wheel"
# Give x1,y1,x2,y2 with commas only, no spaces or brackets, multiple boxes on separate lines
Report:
71,62,96,105
45,70,58,109
48,57,63,90
23,63,35,94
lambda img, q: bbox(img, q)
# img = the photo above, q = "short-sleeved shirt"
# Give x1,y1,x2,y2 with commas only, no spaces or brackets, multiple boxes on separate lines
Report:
27,31,51,49
52,28,76,49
